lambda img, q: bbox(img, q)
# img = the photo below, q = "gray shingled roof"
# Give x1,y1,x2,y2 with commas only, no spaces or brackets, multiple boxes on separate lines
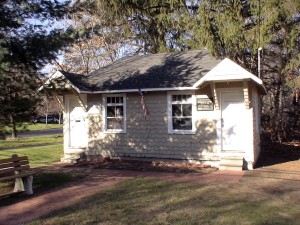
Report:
60,50,221,92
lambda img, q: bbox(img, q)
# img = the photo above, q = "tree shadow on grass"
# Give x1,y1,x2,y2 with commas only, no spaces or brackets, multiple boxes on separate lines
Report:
0,172,85,207
31,179,299,225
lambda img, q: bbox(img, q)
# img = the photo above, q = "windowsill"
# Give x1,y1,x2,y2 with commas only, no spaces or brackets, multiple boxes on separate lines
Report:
103,130,126,134
168,130,196,135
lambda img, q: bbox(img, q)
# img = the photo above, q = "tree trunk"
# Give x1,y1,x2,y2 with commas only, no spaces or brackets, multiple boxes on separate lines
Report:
10,114,17,139
271,76,286,143
277,86,284,143
45,114,48,126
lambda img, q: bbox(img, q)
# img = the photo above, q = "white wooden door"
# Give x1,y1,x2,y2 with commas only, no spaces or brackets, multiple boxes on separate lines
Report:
69,100,86,147
221,91,246,151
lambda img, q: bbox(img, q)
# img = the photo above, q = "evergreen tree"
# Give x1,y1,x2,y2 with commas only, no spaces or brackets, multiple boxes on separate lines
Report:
0,0,75,138
191,0,300,141
259,0,300,141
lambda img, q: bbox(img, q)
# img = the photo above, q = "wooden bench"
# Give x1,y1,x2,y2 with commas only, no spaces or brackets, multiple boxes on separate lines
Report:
0,154,34,198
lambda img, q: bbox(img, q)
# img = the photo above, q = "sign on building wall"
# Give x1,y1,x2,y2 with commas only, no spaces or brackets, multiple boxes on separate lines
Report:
197,98,214,111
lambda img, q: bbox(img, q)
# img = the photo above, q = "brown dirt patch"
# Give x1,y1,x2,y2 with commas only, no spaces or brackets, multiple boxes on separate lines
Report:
75,158,218,174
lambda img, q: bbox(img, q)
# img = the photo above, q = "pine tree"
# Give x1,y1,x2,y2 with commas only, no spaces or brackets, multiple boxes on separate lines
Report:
191,0,300,141
258,0,300,141
0,0,75,138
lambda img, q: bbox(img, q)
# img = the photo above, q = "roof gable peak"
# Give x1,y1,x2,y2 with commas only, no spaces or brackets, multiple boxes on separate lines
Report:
193,58,266,94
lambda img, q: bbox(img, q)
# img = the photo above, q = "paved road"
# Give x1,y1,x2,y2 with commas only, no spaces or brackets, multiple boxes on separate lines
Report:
4,128,63,138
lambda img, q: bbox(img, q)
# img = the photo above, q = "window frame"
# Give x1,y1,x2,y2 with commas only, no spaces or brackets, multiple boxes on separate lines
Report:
167,91,196,134
102,94,126,133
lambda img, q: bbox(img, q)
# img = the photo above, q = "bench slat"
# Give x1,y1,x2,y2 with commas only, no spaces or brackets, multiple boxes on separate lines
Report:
0,160,29,170
0,156,28,164
0,155,34,197
0,165,30,175
0,171,35,182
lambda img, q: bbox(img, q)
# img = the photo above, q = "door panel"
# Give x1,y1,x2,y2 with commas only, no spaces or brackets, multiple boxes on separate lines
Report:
221,91,246,151
69,100,86,147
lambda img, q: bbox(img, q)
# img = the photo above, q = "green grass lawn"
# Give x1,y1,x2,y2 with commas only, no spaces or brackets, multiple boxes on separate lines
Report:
20,123,63,131
1,132,299,224
0,144,63,167
0,122,63,135
28,178,300,225
0,139,71,205
0,134,63,149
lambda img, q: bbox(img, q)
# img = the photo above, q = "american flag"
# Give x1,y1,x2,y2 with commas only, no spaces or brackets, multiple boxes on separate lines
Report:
139,89,149,120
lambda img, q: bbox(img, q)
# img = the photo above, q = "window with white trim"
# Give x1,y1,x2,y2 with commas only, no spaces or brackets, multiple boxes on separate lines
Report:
103,94,126,133
168,92,195,134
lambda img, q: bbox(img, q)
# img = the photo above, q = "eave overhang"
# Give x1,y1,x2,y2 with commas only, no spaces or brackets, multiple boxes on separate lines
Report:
39,71,80,93
39,71,199,94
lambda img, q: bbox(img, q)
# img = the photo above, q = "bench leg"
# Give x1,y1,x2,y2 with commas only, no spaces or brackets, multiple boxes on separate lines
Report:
23,175,33,195
13,177,25,192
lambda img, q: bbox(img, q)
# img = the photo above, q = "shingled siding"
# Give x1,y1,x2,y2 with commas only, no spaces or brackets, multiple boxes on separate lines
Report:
86,92,219,164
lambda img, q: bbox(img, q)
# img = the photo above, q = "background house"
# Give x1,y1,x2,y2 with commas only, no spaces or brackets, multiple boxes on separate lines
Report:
41,50,266,170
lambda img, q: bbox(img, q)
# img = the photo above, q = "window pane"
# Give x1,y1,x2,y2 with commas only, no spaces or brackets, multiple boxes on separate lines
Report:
107,118,114,129
116,106,123,117
172,104,181,116
105,95,125,131
172,95,177,102
172,118,192,130
107,118,123,129
177,95,182,101
107,106,115,117
182,104,192,116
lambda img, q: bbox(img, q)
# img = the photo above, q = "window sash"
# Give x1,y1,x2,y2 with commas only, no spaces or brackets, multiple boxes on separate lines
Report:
172,104,193,130
172,118,192,130
104,95,125,132
171,95,193,131
169,93,195,133
172,104,192,117
107,118,124,130
107,106,123,117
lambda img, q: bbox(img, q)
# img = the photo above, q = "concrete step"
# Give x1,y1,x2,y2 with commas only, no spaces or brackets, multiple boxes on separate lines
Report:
61,149,84,163
219,165,243,171
220,158,244,166
219,154,244,171
64,148,85,154
61,157,78,164
220,151,245,157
